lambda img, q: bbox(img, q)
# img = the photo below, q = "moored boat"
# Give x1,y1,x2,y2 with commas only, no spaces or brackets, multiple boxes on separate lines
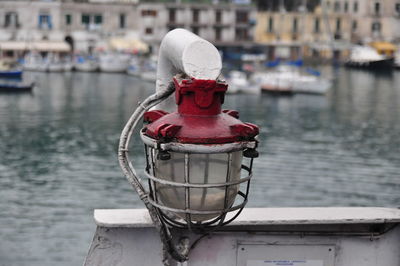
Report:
292,68,332,94
252,69,293,95
74,55,99,72
63,56,74,71
47,53,67,72
0,79,34,92
23,53,47,72
252,66,331,95
260,84,294,95
224,70,260,94
0,69,22,79
225,70,247,94
345,46,394,69
0,60,22,79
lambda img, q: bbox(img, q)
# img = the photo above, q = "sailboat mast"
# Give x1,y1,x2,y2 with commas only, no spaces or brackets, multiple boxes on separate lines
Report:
321,0,335,58
279,0,285,42
300,0,307,59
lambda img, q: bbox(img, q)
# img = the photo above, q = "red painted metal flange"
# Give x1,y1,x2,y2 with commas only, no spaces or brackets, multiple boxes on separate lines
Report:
144,77,259,144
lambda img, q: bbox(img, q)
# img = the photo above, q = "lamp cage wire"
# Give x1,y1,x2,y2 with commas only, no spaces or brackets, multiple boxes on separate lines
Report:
142,134,255,233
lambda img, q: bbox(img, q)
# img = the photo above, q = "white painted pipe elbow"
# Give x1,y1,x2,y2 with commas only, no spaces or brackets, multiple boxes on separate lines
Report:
155,28,222,112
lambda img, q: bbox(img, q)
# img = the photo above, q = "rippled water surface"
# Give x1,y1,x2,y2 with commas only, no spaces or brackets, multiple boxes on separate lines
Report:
0,68,399,265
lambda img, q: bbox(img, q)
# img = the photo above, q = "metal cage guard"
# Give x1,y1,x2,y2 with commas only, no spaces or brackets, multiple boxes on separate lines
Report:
144,144,254,232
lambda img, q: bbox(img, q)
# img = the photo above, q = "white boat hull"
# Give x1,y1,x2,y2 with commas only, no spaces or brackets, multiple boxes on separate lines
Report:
75,62,99,72
252,68,331,95
48,63,64,72
23,63,47,72
225,71,260,94
64,63,73,71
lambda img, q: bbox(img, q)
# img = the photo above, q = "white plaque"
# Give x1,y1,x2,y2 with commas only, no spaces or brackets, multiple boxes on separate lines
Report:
238,244,334,266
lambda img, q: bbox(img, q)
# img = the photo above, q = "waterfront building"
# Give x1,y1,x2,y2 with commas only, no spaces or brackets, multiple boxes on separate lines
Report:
254,0,352,61
59,1,140,52
0,0,140,56
137,1,256,53
0,0,256,57
254,0,400,61
348,0,400,44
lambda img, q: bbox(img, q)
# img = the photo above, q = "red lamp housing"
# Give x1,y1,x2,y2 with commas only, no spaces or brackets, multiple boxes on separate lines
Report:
144,77,259,144
141,75,259,230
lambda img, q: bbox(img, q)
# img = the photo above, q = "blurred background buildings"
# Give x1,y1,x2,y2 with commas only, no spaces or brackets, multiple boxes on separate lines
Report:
0,2,399,265
0,0,399,60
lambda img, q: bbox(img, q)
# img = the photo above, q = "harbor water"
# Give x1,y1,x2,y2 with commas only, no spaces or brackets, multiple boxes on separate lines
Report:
0,68,399,265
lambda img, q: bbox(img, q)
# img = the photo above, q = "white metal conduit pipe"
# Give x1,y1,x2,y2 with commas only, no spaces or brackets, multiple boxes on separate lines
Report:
155,28,222,111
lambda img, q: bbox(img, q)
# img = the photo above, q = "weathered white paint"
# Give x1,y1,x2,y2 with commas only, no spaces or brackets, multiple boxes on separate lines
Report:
94,207,400,227
155,28,222,112
85,208,400,266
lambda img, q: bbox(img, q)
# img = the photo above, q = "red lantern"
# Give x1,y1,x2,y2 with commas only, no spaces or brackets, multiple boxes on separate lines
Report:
141,75,259,229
